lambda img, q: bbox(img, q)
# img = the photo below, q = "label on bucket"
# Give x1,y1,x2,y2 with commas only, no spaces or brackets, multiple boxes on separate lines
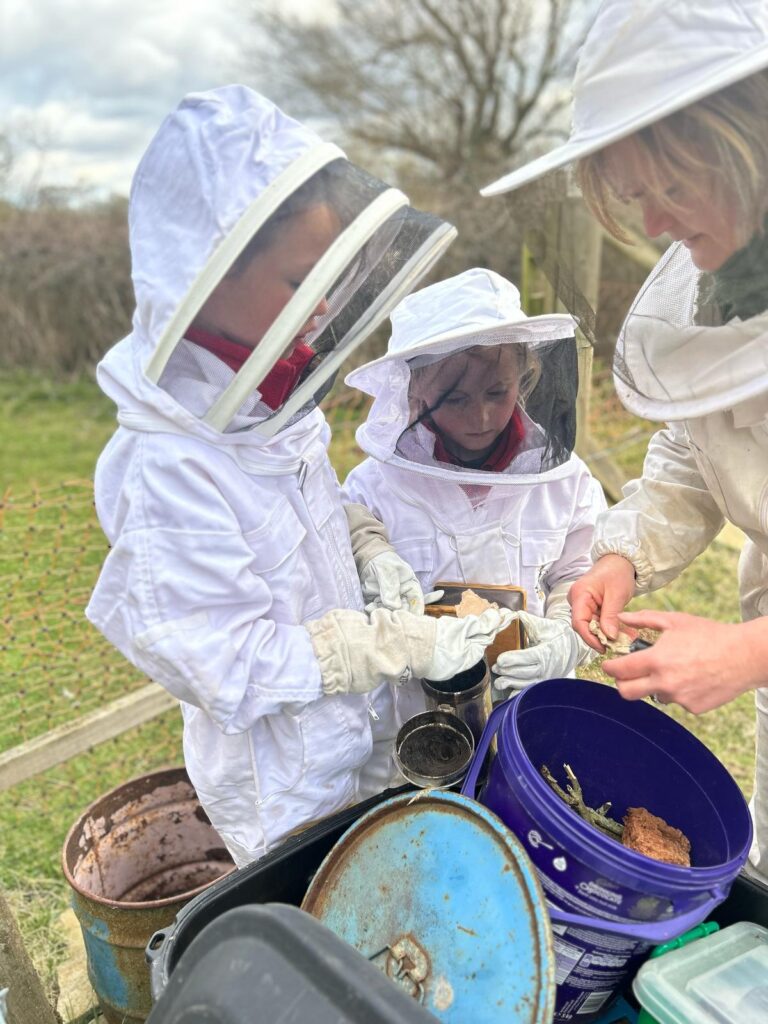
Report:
502,809,657,1022
550,925,652,1022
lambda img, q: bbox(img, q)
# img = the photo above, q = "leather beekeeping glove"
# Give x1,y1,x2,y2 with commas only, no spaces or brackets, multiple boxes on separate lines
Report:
343,502,426,614
360,550,426,615
428,607,513,681
492,610,594,692
307,606,513,696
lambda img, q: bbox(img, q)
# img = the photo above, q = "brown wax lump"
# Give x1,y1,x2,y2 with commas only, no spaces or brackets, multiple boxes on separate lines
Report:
621,806,691,867
589,617,634,655
456,589,499,617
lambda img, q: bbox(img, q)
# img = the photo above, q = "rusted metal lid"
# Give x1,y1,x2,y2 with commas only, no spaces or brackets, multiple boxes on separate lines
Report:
302,789,555,1023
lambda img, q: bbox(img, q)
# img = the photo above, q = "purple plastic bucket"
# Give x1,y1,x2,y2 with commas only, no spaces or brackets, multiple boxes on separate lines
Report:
461,678,753,1023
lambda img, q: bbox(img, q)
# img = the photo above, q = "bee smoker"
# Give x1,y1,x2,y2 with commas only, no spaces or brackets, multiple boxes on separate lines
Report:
393,660,491,790
420,658,492,746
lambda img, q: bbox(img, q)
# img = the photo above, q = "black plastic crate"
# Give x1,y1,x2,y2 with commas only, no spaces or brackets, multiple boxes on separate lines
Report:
147,782,768,1017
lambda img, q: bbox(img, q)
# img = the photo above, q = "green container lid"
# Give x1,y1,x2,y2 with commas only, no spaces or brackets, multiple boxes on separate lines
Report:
633,922,768,1024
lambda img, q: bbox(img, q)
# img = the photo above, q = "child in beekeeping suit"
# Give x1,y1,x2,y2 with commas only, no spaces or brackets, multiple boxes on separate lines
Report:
343,267,606,693
85,88,512,867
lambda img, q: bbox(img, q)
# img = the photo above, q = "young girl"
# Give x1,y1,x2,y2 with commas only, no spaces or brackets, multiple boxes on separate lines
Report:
85,87,511,866
343,267,606,691
483,0,768,881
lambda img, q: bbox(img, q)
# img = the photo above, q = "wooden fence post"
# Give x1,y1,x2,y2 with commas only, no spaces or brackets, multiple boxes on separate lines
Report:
558,194,602,457
0,890,60,1024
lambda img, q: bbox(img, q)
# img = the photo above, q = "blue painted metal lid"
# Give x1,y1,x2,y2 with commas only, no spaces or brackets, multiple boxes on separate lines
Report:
301,789,555,1024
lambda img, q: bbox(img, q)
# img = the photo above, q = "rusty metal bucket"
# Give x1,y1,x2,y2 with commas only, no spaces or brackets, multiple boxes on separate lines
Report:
62,766,235,1024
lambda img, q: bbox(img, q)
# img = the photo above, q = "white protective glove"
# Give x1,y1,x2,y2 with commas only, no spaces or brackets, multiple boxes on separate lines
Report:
359,550,427,615
492,610,593,692
307,606,512,696
428,607,514,681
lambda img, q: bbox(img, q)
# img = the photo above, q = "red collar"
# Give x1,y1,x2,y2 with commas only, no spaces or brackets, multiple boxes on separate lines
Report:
428,408,525,471
185,327,315,411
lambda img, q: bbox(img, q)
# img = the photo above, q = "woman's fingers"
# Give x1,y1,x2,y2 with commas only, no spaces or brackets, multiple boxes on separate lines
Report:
603,650,662,702
602,648,655,680
569,584,605,651
570,555,637,651
616,676,657,701
618,609,678,631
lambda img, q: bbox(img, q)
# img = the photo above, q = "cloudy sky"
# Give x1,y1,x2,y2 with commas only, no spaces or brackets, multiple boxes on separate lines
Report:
1,0,306,200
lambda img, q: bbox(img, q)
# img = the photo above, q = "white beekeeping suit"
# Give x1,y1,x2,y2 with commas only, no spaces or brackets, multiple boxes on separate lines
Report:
594,243,768,880
85,88,514,866
343,268,607,689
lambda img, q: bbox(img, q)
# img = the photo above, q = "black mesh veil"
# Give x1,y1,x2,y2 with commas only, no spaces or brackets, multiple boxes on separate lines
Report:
150,157,456,436
393,333,579,477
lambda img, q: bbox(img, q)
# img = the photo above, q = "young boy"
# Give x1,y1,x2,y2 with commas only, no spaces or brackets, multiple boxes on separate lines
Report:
85,89,511,866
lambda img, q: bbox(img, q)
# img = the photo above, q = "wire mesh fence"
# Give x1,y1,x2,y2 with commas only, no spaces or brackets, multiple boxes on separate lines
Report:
0,479,155,753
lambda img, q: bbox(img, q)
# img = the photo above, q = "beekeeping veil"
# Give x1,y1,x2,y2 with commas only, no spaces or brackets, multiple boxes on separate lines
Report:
346,268,580,485
130,86,455,438
478,0,768,423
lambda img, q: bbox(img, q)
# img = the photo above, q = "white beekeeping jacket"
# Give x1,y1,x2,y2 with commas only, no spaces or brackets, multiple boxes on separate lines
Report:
588,240,768,884
85,87,450,865
342,269,607,617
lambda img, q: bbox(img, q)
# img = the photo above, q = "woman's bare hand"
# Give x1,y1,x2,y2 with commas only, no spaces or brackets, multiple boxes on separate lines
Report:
603,610,768,713
568,554,637,652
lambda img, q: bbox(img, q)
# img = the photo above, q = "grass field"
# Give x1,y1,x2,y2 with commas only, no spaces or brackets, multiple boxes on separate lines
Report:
0,368,756,1005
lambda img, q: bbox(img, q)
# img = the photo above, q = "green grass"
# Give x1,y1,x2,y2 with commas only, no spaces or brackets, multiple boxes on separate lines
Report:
0,372,116,488
0,369,758,1009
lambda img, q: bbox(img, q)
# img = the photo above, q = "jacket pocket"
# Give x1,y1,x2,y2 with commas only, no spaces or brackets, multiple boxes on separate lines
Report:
243,500,318,619
683,429,736,524
243,499,307,572
254,697,371,848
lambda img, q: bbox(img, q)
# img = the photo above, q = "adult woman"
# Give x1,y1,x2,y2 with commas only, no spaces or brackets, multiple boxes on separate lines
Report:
482,0,768,879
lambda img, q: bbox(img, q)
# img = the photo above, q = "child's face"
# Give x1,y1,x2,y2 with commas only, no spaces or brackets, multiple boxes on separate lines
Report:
195,203,340,351
421,347,521,462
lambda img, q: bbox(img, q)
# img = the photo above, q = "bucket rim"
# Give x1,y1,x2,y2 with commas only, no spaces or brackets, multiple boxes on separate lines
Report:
497,679,752,893
393,709,474,787
61,765,235,910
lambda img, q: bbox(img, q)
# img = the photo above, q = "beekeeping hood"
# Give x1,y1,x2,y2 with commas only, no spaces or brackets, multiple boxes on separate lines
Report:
478,0,768,422
346,268,580,486
101,86,455,440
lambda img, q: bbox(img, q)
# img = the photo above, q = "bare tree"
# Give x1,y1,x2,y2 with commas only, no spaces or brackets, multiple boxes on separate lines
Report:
255,0,590,181
250,0,596,281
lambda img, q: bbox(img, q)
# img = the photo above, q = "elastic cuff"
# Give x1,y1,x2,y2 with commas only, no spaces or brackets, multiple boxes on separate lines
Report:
591,541,654,592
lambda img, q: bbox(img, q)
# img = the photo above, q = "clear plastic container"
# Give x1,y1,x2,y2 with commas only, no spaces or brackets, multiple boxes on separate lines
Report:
633,921,768,1024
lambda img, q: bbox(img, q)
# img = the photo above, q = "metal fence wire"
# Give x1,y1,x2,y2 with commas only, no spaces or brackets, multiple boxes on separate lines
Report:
0,479,150,754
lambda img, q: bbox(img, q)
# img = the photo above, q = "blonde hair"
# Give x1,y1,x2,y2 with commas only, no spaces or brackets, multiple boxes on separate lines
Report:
577,69,768,244
408,342,541,423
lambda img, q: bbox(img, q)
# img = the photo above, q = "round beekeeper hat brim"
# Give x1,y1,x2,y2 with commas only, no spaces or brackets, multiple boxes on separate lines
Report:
482,0,768,198
345,267,576,391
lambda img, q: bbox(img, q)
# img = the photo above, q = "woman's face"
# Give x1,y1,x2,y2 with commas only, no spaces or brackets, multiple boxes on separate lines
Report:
604,138,742,272
420,347,521,463
195,203,340,350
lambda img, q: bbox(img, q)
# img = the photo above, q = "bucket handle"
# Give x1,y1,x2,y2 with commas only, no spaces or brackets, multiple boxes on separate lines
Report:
145,928,167,965
460,700,507,799
547,887,729,944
